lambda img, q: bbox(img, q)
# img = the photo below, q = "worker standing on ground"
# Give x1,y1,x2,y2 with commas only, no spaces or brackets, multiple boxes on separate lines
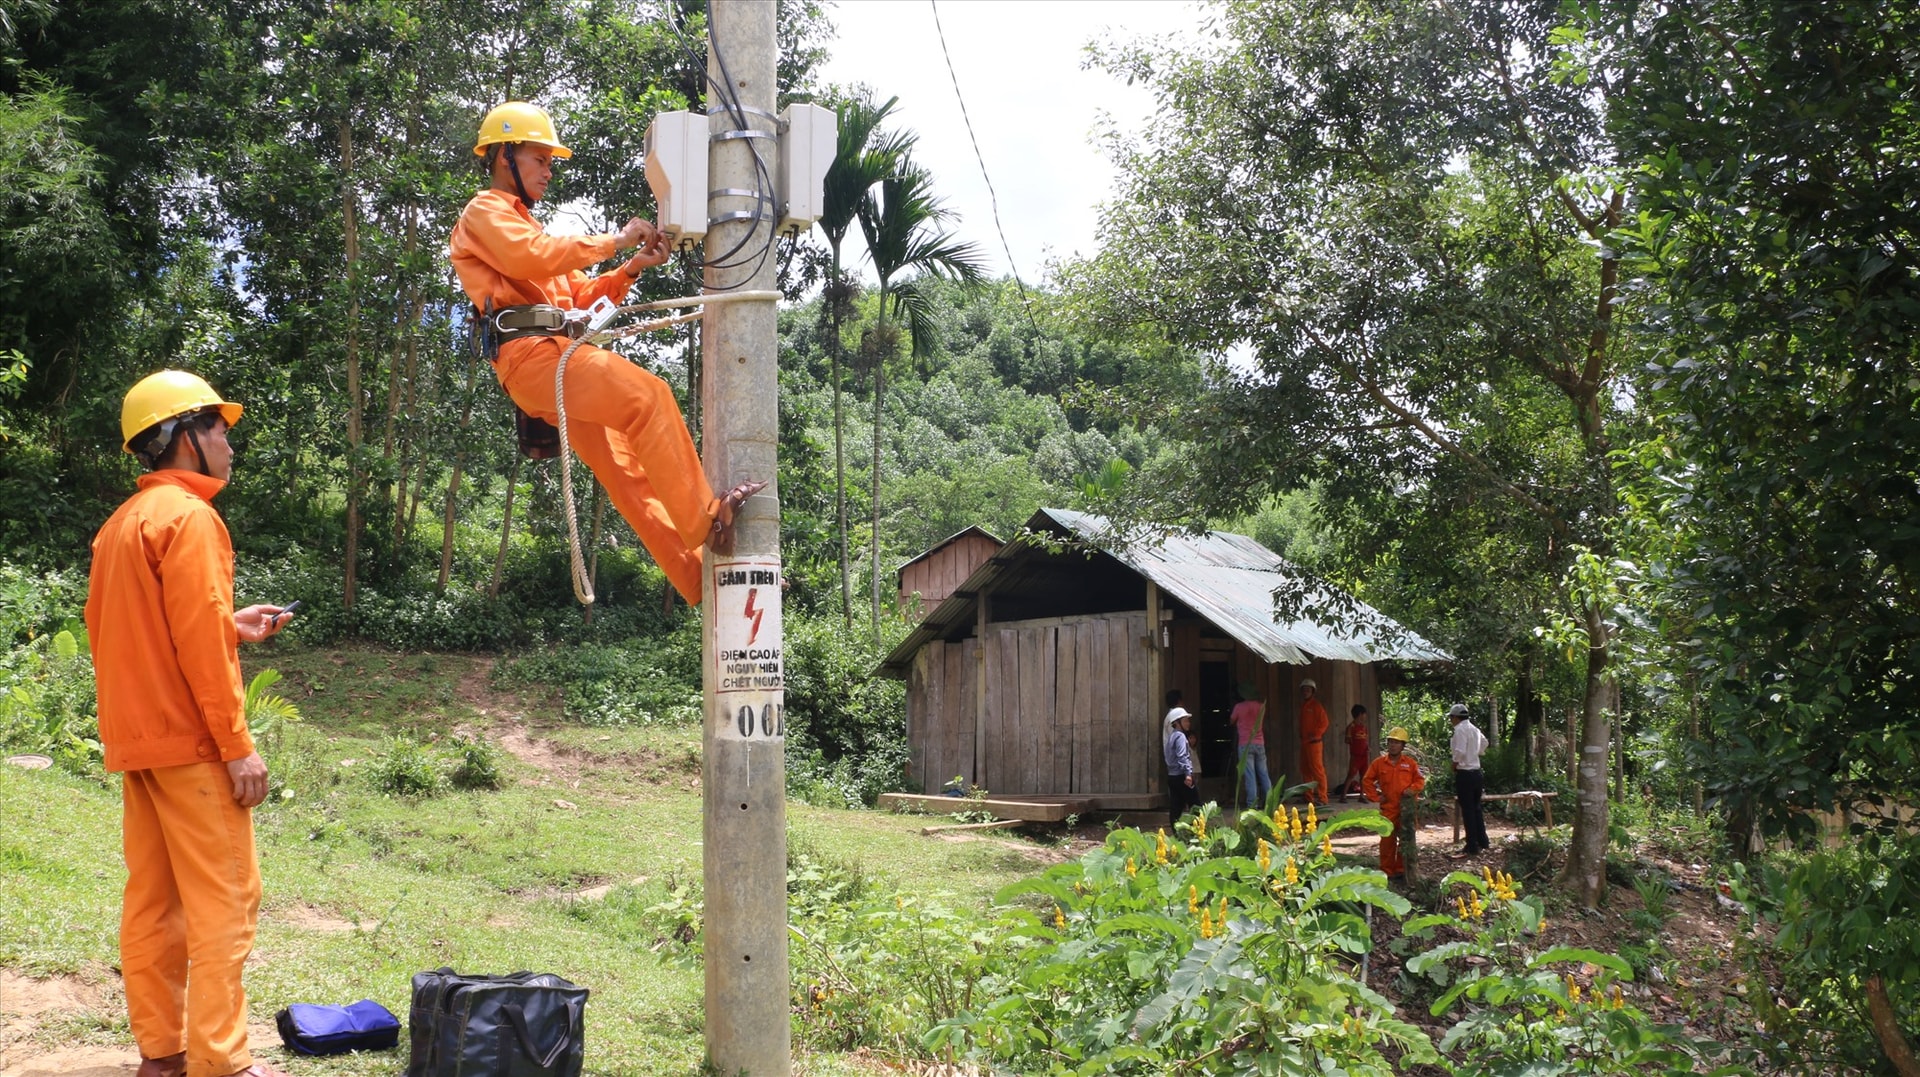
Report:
86,371,294,1077
1298,678,1330,804
449,101,763,604
1362,727,1425,880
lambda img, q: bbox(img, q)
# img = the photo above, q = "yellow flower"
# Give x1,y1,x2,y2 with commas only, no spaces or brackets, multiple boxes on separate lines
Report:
1217,896,1228,926
1189,885,1200,914
896,896,906,910
1556,1006,1568,1021
1307,802,1318,830
1259,839,1272,872
1566,975,1582,1004
1194,813,1208,841
1455,895,1468,919
1611,985,1625,1009
1053,907,1065,930
1155,829,1170,865
1199,908,1214,938
1320,833,1334,857
1538,917,1549,932
1289,806,1304,841
1126,856,1138,878
1284,855,1299,887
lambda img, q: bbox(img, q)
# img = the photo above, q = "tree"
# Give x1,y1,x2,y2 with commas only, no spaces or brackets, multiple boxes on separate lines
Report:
1614,5,1920,1065
855,156,986,629
819,90,907,625
1068,0,1634,904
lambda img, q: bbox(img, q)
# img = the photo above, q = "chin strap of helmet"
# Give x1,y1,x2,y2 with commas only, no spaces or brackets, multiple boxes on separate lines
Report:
503,142,535,204
181,419,212,476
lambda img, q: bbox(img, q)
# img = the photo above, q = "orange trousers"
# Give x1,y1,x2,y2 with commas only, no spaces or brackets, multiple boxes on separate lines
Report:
121,762,262,1077
496,340,718,605
1377,807,1406,875
1300,742,1328,804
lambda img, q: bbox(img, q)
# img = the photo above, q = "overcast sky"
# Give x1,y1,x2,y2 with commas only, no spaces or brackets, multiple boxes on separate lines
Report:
814,0,1205,285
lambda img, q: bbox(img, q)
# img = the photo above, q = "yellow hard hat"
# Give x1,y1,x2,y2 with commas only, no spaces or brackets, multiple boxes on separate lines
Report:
1386,727,1411,743
473,102,571,158
121,370,242,452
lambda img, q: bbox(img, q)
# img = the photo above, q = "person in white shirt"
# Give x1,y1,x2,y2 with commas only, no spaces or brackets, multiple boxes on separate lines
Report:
1447,703,1491,857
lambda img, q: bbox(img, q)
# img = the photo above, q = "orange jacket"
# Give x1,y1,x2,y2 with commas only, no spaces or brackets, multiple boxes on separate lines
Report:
1363,751,1425,816
449,189,631,363
85,470,253,771
1300,696,1329,746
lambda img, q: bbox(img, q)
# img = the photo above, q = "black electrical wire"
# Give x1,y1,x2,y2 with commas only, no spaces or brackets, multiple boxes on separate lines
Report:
659,2,782,287
929,0,1042,337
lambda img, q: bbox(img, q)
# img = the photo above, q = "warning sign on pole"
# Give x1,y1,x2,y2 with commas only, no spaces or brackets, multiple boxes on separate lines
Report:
711,557,784,740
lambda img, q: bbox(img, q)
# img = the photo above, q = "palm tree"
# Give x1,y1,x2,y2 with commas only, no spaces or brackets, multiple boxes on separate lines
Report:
819,91,908,626
857,158,989,630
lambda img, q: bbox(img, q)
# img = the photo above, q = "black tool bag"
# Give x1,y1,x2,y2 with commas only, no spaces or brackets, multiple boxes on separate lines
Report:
407,968,588,1077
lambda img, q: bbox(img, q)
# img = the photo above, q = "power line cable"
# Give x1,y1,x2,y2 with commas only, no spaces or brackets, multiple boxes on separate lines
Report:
929,0,1042,337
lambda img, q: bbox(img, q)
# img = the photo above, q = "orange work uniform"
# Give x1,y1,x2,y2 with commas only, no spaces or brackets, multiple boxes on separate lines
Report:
85,470,263,1077
1342,721,1370,797
1362,750,1425,876
1299,695,1330,804
450,188,717,604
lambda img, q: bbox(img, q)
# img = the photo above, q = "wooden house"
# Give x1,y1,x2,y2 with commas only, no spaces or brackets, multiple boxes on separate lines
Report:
877,508,1449,810
896,525,1002,621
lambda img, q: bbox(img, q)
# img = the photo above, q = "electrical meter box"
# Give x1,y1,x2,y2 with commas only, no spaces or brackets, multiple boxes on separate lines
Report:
777,103,835,236
645,111,709,247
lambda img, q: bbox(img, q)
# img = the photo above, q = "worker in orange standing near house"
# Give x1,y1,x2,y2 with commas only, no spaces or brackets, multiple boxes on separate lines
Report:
1362,727,1426,880
449,101,762,604
86,371,295,1077
1298,677,1330,804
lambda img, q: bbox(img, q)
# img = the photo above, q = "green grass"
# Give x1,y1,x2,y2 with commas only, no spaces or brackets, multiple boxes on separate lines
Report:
0,644,1054,1075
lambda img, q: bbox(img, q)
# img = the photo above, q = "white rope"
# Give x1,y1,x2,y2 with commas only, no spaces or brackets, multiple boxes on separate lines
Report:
552,291,780,606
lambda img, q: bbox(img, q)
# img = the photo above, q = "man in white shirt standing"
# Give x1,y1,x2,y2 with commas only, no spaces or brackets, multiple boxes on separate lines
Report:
1448,703,1491,858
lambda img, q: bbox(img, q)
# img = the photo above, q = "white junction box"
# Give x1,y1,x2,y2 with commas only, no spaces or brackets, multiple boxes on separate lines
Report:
777,103,835,236
645,111,709,247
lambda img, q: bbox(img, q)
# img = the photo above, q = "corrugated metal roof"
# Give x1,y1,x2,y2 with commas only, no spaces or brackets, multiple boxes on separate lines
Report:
878,508,1450,675
1041,508,1450,665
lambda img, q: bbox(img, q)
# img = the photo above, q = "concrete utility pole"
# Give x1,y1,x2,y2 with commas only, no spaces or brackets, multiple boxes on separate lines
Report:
699,2,788,1074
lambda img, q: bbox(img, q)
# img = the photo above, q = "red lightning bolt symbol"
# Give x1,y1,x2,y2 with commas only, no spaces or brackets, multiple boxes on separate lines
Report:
743,587,765,646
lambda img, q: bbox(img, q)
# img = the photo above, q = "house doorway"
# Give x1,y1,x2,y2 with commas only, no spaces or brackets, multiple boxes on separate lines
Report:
1197,658,1235,803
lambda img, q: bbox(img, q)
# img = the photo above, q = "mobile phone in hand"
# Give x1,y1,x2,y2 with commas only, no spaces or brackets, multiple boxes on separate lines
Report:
274,600,302,626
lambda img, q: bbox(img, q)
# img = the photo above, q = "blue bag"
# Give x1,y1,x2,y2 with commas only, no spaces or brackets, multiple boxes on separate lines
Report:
274,999,402,1056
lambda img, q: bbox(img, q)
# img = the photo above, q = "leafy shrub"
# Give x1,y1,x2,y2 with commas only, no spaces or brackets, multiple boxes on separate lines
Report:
364,734,446,797
0,629,101,775
0,562,86,646
942,804,1434,1074
493,623,703,726
1404,867,1740,1075
447,733,504,791
781,614,907,802
1737,831,1920,1076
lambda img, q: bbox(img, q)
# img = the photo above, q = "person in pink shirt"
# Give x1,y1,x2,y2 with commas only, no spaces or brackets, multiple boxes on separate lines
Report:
1230,681,1272,808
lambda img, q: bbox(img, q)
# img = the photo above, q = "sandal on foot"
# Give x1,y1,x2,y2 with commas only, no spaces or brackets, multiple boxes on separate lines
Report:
708,479,768,556
138,1053,185,1077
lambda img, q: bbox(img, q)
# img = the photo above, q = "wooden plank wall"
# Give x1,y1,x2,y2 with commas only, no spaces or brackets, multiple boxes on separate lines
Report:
906,637,979,792
906,612,1151,796
898,534,1000,618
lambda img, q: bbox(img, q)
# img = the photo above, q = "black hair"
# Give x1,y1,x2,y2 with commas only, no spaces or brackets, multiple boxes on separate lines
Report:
1165,689,1183,707
1351,704,1368,718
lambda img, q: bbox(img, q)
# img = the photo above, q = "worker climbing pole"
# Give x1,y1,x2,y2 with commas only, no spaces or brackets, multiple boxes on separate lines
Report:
696,4,787,1075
